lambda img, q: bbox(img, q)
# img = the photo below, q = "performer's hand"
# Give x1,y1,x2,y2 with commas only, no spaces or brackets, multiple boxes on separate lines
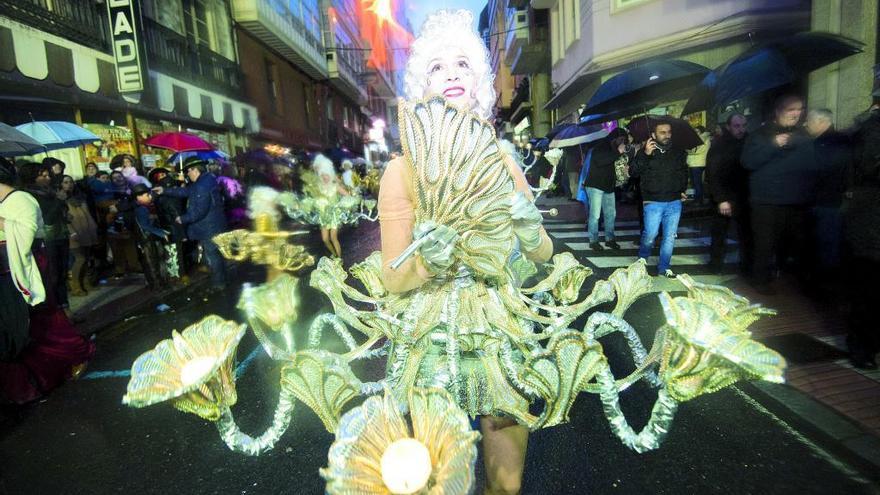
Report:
510,192,543,252
413,221,458,274
718,201,733,217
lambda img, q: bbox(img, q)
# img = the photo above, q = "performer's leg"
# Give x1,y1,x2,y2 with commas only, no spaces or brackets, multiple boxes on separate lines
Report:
481,416,528,495
330,229,342,258
320,228,334,255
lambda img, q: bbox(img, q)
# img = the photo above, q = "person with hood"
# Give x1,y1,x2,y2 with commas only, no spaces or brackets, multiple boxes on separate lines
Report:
153,157,228,291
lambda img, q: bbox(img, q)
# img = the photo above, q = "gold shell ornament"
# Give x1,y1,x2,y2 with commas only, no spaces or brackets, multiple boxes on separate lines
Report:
123,315,246,421
400,96,517,279
321,388,479,495
279,350,362,433
657,292,786,402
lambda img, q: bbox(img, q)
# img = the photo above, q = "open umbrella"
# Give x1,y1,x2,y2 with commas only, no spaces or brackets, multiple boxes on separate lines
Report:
15,121,101,151
168,149,229,164
144,132,213,153
626,116,703,150
581,60,710,117
0,123,44,156
681,32,863,116
548,123,609,148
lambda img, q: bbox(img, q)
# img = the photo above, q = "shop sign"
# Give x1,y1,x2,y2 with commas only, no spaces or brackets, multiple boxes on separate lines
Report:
106,0,145,93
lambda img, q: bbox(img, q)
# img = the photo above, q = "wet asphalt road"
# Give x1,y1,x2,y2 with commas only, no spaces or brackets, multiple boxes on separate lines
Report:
1,220,878,495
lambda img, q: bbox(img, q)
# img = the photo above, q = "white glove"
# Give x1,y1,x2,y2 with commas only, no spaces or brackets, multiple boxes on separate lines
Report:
510,192,543,252
413,221,459,274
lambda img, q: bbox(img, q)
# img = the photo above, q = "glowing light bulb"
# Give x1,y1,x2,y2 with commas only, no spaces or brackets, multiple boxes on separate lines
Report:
380,438,432,494
180,356,217,386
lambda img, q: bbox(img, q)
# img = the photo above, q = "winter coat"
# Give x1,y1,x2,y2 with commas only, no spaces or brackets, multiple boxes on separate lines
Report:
583,140,620,193
163,172,227,241
705,131,748,204
67,197,98,248
813,130,853,208
741,123,817,205
630,147,688,202
845,110,880,261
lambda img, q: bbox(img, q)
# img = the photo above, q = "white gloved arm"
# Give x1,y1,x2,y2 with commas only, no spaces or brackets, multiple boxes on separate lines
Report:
510,192,543,252
413,221,459,274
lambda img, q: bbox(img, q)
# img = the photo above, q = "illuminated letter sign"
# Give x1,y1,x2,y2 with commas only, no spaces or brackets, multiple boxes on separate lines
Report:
107,0,145,92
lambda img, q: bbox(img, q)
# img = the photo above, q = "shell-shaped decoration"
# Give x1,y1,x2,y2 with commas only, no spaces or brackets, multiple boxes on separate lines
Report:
677,274,776,334
321,387,479,495
400,96,516,279
522,330,605,429
280,350,362,433
238,274,299,331
608,260,654,317
349,251,388,299
122,315,246,421
657,293,786,402
521,252,591,301
213,230,253,262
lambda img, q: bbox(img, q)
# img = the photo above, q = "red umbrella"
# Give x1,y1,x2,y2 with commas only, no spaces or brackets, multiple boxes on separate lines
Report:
143,132,213,153
625,116,703,150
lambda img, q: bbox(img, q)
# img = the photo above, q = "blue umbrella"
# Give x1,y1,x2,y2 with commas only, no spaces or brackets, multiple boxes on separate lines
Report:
168,149,229,164
581,60,710,117
15,121,101,151
0,123,44,156
548,123,609,148
681,32,863,116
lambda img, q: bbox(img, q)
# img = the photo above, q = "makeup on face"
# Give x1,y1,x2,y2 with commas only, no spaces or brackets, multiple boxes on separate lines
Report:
424,49,477,110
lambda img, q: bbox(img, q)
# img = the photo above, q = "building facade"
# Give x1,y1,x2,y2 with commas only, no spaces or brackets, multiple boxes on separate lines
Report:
544,0,813,125
0,0,259,174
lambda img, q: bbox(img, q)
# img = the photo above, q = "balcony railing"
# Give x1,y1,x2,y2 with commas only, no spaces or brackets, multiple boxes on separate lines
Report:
232,0,328,79
0,0,109,52
143,18,244,97
510,26,550,75
328,49,367,102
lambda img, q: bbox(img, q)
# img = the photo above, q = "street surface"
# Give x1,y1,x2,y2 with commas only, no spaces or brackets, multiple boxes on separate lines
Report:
1,204,878,495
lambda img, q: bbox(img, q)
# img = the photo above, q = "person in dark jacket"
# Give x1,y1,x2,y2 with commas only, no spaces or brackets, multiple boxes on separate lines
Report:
131,184,169,290
741,95,817,293
805,109,852,274
630,120,689,277
845,101,880,369
583,129,627,250
154,157,228,290
149,167,189,281
706,113,752,274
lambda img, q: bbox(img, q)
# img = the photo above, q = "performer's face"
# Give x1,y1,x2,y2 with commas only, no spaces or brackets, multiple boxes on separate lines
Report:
424,48,476,111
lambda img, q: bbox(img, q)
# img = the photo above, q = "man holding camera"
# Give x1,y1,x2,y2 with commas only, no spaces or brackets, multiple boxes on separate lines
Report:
631,120,689,278
742,94,817,294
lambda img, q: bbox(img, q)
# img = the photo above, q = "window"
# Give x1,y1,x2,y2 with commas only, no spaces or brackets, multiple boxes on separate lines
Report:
265,59,282,114
143,0,186,35
184,0,235,60
326,95,335,120
611,0,657,14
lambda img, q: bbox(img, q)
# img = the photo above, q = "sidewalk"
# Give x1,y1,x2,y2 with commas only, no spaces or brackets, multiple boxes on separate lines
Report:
68,272,210,335
538,195,880,472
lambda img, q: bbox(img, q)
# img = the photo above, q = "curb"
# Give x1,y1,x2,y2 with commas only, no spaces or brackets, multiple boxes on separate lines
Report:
740,380,880,483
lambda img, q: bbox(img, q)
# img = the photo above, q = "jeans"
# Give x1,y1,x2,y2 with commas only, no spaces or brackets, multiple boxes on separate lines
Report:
586,187,616,243
638,200,682,273
690,167,705,202
201,237,227,288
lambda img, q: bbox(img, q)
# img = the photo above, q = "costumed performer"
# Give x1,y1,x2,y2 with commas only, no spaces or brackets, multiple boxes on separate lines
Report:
305,154,355,259
378,10,553,494
0,159,94,404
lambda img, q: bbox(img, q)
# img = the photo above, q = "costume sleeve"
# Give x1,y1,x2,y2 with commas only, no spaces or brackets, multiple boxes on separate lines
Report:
0,192,45,305
506,155,553,263
378,159,431,294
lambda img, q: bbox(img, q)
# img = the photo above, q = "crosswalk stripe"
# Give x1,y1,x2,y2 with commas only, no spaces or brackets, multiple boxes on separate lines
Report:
581,252,739,269
550,227,701,239
565,237,733,251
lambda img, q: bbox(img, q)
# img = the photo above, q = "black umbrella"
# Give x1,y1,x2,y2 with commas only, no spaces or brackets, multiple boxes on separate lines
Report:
681,32,863,116
626,116,703,150
580,60,710,117
0,122,43,157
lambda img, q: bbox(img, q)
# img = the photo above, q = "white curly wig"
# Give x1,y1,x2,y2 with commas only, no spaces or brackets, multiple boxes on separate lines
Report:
404,9,496,120
312,154,336,178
